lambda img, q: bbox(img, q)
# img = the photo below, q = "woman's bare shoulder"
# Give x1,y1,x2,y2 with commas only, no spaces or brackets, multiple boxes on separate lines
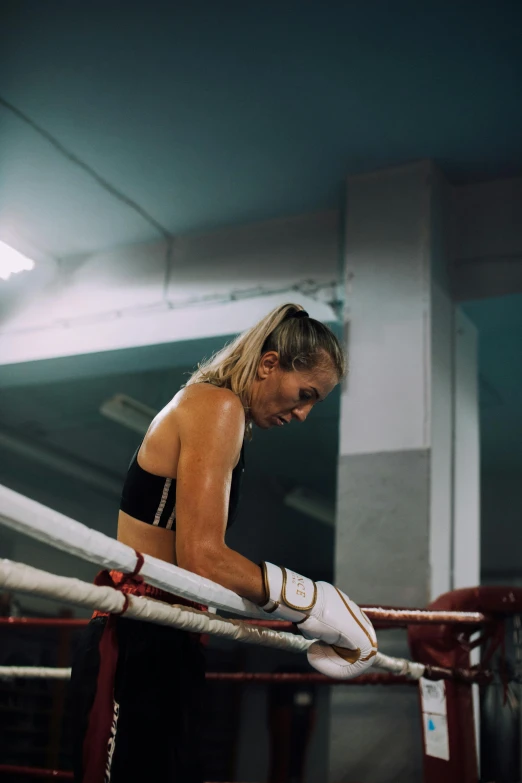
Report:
174,383,243,409
170,384,245,428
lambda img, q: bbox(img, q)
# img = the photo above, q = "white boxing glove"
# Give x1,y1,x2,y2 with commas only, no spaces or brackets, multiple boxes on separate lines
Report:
260,562,377,680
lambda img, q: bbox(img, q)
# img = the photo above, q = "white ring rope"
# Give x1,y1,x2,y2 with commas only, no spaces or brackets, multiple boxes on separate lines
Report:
372,653,424,679
0,666,71,680
0,659,424,681
0,484,263,619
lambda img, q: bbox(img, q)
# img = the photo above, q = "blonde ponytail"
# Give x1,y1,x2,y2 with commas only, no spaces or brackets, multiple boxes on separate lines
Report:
185,303,345,430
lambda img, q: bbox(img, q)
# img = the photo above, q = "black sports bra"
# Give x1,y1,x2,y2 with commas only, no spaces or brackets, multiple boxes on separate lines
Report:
120,441,245,531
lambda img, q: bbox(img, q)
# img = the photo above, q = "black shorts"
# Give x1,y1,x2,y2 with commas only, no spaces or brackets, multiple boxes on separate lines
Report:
70,616,206,783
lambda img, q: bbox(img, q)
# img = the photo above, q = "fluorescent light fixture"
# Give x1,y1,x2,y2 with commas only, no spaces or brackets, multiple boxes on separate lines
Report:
100,394,157,435
0,241,35,281
284,487,335,527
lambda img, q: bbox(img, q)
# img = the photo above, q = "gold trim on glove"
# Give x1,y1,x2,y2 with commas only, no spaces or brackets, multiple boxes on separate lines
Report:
258,563,282,613
282,568,317,612
335,588,378,651
331,645,378,664
259,562,270,606
331,644,362,664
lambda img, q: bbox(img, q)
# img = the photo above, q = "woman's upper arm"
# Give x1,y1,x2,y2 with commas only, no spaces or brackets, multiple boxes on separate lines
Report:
174,388,244,568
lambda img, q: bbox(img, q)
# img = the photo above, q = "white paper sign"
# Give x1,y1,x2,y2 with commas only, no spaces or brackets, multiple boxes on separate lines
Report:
422,712,450,761
420,678,450,761
420,678,447,716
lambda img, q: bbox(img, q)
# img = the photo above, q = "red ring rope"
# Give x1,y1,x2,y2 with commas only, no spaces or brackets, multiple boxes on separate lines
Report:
0,606,489,629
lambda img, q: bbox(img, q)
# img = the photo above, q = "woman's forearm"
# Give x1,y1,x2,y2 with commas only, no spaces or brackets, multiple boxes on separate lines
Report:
179,544,266,606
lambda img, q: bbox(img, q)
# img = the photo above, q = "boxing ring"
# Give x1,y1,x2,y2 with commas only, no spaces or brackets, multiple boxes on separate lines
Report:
0,484,521,782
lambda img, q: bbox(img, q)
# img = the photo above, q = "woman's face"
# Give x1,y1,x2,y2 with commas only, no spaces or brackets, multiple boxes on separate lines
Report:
249,352,339,429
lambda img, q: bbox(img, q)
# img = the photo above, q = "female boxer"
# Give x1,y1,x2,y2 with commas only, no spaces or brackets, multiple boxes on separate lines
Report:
71,303,376,783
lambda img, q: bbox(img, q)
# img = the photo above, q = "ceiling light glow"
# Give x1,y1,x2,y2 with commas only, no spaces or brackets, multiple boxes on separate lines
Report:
0,241,35,281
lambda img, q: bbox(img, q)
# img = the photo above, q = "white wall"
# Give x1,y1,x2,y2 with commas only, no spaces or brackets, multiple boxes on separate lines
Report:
340,162,431,457
453,309,480,590
429,165,454,601
429,284,453,599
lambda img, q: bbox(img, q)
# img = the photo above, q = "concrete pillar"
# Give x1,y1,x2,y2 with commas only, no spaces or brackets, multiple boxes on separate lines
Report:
330,162,480,782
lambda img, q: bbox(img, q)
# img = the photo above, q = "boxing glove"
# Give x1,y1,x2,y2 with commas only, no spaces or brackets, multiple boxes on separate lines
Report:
260,562,377,679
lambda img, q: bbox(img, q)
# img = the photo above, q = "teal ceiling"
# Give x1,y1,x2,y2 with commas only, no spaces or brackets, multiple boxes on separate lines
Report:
1,1,521,257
